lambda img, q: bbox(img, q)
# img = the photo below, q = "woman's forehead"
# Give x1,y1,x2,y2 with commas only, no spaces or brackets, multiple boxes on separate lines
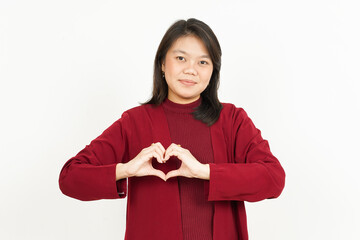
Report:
168,35,210,57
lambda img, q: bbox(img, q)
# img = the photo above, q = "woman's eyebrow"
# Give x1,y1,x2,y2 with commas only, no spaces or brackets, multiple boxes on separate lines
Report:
173,49,187,55
172,49,210,59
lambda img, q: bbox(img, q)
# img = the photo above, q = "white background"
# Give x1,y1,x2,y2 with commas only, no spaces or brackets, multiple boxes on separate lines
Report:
1,0,359,239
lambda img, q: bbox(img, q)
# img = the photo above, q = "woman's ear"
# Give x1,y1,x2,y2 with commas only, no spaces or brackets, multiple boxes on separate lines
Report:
161,62,165,72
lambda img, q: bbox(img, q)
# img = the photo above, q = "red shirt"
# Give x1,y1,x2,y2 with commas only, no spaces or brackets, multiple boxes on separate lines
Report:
163,98,213,240
59,101,285,240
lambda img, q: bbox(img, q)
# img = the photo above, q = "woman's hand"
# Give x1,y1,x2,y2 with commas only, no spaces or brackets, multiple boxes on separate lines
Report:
164,143,210,181
116,142,166,181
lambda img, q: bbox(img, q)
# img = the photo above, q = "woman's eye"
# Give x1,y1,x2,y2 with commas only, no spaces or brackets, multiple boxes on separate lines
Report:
200,60,208,65
177,56,185,61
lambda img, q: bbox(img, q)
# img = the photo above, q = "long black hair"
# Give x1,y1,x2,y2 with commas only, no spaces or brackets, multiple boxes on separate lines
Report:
143,18,222,126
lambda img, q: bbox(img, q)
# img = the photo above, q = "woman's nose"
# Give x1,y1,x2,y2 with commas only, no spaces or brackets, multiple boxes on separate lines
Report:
183,61,198,75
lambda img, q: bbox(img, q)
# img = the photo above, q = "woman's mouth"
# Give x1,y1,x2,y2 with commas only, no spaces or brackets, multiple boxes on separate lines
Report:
179,79,196,86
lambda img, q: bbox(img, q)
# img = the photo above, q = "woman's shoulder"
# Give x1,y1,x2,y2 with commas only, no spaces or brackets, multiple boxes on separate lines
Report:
121,103,162,120
219,102,247,120
123,104,148,115
215,102,254,134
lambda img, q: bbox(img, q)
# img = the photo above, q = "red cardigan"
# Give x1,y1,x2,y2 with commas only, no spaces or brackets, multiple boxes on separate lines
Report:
59,102,285,240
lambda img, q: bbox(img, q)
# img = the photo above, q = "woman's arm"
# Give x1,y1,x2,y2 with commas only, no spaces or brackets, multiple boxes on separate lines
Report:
208,108,286,202
59,110,169,201
59,113,130,201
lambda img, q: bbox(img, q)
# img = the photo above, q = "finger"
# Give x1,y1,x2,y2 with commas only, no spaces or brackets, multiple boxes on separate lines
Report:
165,143,177,153
151,142,166,155
164,147,175,161
143,144,155,154
143,144,164,163
149,150,163,164
165,169,181,180
154,142,166,153
170,143,181,149
172,143,182,149
164,143,178,160
165,149,181,161
151,144,165,163
150,169,166,181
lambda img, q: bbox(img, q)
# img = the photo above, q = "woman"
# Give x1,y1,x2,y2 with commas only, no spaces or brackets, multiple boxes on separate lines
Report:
59,18,285,240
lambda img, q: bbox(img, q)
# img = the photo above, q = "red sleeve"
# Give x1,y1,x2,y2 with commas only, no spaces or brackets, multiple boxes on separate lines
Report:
59,113,131,201
208,108,285,202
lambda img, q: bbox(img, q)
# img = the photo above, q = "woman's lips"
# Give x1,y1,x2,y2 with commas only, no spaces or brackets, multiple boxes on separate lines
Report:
179,79,196,86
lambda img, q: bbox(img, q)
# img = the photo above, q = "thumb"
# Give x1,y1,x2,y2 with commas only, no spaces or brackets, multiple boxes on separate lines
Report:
150,169,166,181
165,169,181,181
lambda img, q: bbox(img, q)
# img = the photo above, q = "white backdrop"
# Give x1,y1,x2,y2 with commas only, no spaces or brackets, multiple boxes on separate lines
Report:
1,0,359,239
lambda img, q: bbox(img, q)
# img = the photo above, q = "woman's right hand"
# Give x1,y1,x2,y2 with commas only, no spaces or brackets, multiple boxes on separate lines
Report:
116,142,166,181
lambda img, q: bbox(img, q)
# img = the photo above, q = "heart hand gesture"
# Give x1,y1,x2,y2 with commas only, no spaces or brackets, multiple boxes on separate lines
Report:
164,143,210,181
116,142,166,181
116,142,209,181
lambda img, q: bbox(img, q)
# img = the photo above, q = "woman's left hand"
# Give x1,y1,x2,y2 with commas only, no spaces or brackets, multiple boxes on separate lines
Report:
164,143,210,181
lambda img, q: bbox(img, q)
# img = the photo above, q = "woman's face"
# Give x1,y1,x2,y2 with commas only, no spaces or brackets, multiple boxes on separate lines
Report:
162,35,213,104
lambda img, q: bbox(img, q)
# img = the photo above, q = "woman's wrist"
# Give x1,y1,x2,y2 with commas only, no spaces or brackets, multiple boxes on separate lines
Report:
196,164,210,180
116,163,132,180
